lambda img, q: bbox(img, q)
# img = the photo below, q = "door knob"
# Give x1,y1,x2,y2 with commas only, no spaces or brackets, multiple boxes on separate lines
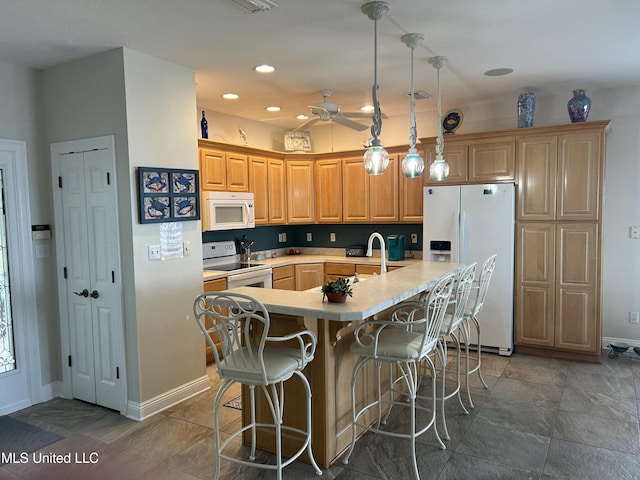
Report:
90,290,100,299
74,289,89,297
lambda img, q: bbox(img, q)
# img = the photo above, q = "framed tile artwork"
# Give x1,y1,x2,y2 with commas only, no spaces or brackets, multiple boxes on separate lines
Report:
138,167,200,223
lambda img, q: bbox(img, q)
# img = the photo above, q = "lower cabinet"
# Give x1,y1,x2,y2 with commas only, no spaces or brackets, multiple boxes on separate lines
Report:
203,277,227,364
515,222,600,358
272,264,295,290
294,263,324,291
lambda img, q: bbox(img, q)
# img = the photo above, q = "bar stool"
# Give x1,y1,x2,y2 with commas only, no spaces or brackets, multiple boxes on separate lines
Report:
462,254,497,408
341,272,455,480
435,262,476,440
193,291,322,480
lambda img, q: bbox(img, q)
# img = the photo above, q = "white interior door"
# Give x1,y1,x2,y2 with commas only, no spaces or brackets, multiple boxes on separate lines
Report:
52,136,124,412
0,140,40,415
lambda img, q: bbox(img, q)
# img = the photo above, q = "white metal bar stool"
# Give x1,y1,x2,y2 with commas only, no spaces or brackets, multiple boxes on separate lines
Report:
461,254,497,408
341,272,455,480
193,291,322,480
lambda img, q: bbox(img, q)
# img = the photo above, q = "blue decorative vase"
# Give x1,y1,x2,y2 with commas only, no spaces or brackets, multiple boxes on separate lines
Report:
567,89,591,123
517,92,536,128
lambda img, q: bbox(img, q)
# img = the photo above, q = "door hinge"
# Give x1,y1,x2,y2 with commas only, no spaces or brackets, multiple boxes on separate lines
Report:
68,355,72,367
116,367,120,379
106,172,111,185
58,176,63,188
63,267,68,279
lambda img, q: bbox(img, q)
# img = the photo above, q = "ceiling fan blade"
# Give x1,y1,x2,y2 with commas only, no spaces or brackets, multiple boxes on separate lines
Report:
293,117,320,132
342,111,388,119
333,115,368,131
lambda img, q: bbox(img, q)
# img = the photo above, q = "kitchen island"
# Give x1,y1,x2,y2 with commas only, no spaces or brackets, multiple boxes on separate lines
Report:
227,260,462,468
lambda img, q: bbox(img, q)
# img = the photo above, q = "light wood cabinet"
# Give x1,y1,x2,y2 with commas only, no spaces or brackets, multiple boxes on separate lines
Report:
514,121,608,361
286,159,315,223
315,159,343,223
294,263,324,291
249,156,286,225
203,277,227,364
423,136,515,185
272,264,295,290
400,174,423,223
342,155,398,223
325,263,355,283
199,145,248,192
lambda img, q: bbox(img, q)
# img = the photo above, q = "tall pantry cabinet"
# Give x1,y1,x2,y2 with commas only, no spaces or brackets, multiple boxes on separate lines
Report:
514,121,609,362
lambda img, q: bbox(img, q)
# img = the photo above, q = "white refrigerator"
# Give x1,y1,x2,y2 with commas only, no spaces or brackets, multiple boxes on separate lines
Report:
423,183,515,355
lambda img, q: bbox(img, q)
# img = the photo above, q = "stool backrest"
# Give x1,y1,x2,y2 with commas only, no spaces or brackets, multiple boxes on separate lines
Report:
471,254,497,316
444,262,477,335
421,271,456,351
194,291,270,381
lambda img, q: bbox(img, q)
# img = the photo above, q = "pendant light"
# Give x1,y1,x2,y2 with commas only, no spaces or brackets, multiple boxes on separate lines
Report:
401,33,425,178
428,56,450,181
361,1,389,175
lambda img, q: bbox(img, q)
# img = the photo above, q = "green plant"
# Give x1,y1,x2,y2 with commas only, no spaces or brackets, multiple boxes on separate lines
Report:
321,277,353,300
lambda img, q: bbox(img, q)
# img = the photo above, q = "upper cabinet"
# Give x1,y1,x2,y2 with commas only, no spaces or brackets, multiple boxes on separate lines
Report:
286,159,315,223
249,156,286,225
199,143,248,192
517,128,603,221
342,155,399,223
422,136,515,185
315,158,343,223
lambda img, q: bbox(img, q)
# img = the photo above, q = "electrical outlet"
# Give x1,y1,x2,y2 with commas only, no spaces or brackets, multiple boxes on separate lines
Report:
631,226,640,239
148,244,161,260
411,233,418,244
306,232,312,242
282,232,287,242
330,232,336,242
630,312,640,324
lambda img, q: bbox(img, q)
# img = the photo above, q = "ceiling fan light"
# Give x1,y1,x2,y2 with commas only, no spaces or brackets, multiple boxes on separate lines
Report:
402,148,424,178
364,143,389,175
429,154,450,181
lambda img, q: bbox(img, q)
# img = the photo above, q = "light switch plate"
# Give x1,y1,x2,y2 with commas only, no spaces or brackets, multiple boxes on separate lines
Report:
631,226,640,239
148,244,161,260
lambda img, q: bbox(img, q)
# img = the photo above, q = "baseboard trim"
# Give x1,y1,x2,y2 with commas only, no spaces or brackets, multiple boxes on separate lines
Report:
125,375,211,421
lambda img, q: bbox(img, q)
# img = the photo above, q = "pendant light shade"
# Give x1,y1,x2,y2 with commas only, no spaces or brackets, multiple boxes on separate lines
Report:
428,55,449,181
401,33,425,178
361,1,389,175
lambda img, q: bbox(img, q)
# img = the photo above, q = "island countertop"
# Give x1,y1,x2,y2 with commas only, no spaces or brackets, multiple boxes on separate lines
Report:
228,260,462,321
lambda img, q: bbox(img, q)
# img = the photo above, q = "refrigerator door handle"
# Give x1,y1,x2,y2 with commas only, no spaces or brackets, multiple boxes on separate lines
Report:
460,210,468,264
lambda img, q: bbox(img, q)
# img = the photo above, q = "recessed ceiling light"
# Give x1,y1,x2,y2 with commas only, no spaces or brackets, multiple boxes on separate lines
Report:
296,114,309,120
266,106,280,112
360,105,374,112
255,64,275,73
222,93,239,99
484,68,514,77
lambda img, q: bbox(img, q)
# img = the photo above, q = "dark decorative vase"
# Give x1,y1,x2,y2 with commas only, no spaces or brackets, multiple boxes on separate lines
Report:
324,292,347,303
200,110,208,139
567,89,591,123
517,92,536,128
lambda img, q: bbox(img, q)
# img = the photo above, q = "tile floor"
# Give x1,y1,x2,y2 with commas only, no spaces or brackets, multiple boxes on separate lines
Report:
2,351,640,480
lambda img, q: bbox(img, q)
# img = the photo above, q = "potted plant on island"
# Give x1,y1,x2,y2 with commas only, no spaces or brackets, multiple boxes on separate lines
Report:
321,277,353,303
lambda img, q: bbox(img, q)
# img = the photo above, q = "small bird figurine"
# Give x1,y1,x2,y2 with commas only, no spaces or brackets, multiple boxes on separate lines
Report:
238,125,248,145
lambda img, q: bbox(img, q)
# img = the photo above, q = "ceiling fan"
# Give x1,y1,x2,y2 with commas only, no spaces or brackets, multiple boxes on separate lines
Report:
294,89,371,132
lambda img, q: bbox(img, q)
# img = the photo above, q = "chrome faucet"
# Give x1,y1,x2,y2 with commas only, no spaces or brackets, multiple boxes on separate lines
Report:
366,232,387,274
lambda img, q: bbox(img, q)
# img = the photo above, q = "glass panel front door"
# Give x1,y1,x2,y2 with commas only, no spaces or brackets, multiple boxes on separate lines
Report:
0,170,15,374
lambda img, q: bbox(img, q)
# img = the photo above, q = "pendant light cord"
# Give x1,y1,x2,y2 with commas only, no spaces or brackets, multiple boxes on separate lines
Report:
371,15,383,143
408,44,417,149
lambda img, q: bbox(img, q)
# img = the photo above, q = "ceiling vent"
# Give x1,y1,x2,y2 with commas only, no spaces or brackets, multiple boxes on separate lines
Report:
407,90,431,100
231,0,278,13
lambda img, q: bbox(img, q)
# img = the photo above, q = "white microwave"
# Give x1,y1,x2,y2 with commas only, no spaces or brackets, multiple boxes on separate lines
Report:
202,191,255,231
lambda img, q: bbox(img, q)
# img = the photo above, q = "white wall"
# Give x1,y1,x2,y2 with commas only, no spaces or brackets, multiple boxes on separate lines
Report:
202,85,640,344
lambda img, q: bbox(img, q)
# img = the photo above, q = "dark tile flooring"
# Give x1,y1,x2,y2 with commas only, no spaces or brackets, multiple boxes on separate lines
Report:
2,351,640,479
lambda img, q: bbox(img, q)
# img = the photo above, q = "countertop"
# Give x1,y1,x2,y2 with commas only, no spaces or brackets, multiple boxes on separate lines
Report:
202,253,424,281
226,261,462,321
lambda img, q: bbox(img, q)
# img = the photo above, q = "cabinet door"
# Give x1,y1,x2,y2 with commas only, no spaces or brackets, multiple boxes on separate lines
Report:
557,131,602,221
286,160,315,223
267,158,287,224
226,153,249,192
249,157,268,225
370,155,399,222
199,147,226,191
514,223,555,348
468,137,515,182
516,135,557,221
424,142,468,185
343,157,369,222
203,278,228,364
315,159,343,223
295,263,324,291
554,223,599,352
325,263,355,283
272,265,295,290
400,173,423,222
